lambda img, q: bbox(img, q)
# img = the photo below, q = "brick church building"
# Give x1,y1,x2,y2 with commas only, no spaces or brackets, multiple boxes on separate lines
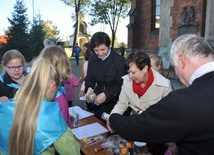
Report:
127,0,214,69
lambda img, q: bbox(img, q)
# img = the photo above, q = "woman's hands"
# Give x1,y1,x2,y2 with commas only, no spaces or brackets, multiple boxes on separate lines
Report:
95,93,106,104
79,90,85,98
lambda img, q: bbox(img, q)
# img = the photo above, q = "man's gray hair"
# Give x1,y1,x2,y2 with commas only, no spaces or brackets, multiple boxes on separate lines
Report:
43,37,57,47
170,34,214,66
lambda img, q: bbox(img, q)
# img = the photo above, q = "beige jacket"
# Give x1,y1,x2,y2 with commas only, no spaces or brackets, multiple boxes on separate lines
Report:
110,69,172,114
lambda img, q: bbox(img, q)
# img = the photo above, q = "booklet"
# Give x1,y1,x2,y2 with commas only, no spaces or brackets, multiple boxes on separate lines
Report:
71,122,109,140
69,106,94,120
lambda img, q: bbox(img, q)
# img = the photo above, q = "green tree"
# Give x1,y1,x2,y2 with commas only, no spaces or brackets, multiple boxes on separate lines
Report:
60,0,89,50
0,0,31,60
90,0,130,48
43,20,60,40
29,14,46,59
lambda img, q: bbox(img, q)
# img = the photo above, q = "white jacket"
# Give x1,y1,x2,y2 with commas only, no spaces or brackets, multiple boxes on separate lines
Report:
110,69,172,114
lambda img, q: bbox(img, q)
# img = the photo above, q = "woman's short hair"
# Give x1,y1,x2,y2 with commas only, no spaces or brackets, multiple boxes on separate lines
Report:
90,32,111,49
125,51,151,71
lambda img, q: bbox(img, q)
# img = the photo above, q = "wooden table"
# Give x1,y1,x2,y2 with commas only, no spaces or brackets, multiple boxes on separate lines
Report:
72,115,153,155
72,115,111,155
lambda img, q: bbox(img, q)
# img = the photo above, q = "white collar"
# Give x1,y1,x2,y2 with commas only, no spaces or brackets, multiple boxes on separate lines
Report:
98,49,111,61
189,62,214,85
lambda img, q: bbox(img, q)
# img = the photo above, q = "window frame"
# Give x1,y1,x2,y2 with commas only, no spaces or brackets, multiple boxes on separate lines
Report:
151,0,160,35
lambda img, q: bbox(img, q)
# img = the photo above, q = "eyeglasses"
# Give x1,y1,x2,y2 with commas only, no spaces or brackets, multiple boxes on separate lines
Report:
6,65,24,71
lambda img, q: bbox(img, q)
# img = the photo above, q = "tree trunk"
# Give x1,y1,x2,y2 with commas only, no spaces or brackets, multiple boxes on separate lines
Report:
72,0,80,56
111,30,116,49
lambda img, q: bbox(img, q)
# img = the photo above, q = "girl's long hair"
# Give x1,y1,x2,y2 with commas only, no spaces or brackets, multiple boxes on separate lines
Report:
9,57,60,155
39,45,71,81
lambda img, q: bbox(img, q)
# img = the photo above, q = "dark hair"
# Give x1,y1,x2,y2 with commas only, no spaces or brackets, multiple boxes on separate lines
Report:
83,42,89,49
90,32,111,50
84,43,92,61
125,51,151,71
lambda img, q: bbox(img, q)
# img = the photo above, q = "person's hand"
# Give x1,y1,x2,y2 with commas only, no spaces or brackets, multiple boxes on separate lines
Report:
85,87,94,96
106,118,115,133
85,87,96,102
95,93,106,104
79,91,84,97
0,96,9,103
101,112,115,133
78,78,84,83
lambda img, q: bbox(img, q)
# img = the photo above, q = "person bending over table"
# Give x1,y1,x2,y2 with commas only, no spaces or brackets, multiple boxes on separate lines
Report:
39,46,71,127
85,31,127,121
109,51,172,116
107,51,172,154
109,34,214,155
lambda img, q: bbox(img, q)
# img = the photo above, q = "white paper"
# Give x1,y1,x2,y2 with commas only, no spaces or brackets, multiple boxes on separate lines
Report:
69,106,94,120
71,122,109,140
79,96,86,101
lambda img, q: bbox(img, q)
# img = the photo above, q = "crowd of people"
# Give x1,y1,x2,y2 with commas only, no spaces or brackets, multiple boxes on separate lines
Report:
1,33,214,155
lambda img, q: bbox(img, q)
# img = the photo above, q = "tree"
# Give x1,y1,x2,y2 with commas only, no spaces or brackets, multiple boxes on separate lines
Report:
0,0,31,60
43,20,60,40
29,14,46,59
90,0,130,48
60,0,89,51
0,0,61,61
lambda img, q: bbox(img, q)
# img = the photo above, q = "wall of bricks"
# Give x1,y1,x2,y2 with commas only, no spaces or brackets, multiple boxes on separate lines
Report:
170,0,206,41
128,0,159,52
128,0,207,51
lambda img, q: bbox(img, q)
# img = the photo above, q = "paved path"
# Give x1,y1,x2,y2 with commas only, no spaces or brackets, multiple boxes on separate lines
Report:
70,59,87,110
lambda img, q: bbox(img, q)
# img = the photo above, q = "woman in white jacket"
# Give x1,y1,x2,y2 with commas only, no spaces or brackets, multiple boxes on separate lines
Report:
110,51,172,115
108,51,173,155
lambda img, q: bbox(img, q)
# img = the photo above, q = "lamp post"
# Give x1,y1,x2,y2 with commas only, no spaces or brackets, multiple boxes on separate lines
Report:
32,0,34,19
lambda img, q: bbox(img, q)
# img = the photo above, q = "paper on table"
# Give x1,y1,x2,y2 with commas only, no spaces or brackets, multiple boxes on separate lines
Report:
79,96,86,101
71,122,109,140
69,106,94,120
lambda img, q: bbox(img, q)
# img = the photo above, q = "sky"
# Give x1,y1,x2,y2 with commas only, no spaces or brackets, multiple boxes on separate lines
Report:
0,0,129,43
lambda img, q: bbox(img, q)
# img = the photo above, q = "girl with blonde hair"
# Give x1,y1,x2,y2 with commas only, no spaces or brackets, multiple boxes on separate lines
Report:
149,53,163,75
0,57,80,155
39,45,71,126
0,49,26,99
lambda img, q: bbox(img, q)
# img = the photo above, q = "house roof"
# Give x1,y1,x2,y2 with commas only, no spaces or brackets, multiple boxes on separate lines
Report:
0,35,8,44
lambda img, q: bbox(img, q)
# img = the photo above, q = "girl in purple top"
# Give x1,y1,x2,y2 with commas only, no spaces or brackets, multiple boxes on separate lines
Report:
39,46,71,127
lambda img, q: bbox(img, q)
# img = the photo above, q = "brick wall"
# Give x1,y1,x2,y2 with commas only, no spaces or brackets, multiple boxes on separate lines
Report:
128,0,207,51
128,0,160,52
170,0,206,41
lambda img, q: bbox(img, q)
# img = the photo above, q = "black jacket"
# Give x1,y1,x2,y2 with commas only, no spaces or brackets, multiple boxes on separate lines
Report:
0,72,19,99
85,50,126,120
110,72,214,155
